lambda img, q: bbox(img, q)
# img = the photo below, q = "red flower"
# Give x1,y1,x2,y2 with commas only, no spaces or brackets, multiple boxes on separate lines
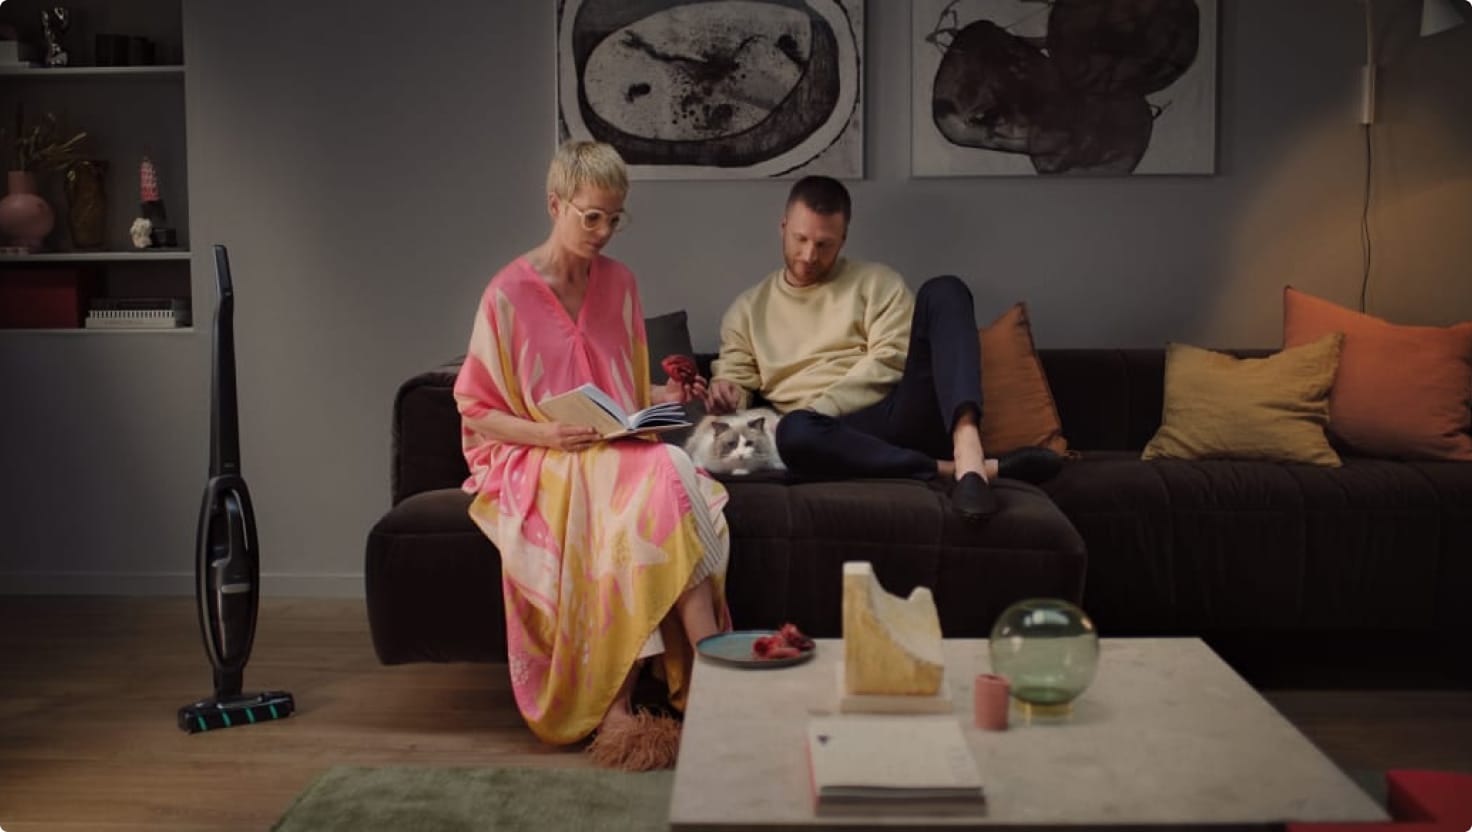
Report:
661,354,698,384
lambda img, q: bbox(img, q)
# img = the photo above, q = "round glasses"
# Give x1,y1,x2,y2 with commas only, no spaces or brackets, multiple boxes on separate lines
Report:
567,202,630,233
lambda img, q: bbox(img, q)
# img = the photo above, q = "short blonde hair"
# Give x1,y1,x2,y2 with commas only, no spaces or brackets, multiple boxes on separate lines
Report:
546,140,629,200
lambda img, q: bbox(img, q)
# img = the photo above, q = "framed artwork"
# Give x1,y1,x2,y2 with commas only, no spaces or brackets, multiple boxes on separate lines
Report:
557,0,864,180
911,0,1218,176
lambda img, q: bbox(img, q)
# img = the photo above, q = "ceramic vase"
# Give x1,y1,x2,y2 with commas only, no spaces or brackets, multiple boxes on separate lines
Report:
0,171,56,252
64,160,108,250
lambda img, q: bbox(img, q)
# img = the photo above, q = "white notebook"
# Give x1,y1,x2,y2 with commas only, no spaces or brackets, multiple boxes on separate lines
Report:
806,716,986,816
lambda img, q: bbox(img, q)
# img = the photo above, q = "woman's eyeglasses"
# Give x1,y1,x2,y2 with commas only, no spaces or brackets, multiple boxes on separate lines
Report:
566,202,630,233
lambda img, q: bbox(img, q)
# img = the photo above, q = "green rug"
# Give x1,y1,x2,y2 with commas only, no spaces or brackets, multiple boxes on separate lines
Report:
272,766,674,831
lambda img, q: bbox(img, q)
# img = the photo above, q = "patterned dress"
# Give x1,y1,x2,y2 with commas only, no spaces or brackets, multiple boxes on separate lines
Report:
454,255,730,744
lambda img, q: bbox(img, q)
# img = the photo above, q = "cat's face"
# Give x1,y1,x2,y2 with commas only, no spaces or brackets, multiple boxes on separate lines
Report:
710,415,774,463
685,408,786,475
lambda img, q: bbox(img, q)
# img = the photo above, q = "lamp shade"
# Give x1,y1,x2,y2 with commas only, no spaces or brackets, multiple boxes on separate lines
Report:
1421,0,1467,36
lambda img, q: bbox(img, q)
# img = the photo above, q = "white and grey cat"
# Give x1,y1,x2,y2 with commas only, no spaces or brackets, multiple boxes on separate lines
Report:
684,408,787,475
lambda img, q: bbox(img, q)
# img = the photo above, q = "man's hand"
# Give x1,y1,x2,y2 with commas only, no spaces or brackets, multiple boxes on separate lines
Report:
706,379,745,414
540,422,601,451
655,374,709,405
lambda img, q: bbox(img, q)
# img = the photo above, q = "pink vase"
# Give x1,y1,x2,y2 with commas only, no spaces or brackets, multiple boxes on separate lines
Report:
0,171,56,252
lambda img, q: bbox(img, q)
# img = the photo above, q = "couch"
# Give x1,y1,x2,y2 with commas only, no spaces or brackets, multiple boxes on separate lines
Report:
366,350,1472,678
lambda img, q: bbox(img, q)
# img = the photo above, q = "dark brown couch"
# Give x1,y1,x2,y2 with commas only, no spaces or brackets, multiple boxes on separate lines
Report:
366,351,1472,676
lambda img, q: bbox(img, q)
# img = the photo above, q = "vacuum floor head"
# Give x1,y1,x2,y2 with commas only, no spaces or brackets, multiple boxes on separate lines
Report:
178,690,295,733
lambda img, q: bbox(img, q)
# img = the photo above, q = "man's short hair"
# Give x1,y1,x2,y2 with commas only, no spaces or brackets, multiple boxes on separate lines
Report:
547,140,629,200
786,175,851,223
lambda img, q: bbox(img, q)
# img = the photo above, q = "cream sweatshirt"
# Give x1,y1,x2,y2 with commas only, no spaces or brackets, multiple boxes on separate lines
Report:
712,258,913,417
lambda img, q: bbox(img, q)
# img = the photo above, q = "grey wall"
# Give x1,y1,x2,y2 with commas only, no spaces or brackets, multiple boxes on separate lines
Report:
3,0,1469,595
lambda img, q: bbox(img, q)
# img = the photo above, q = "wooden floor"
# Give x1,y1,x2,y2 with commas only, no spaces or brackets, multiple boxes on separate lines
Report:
2,598,1470,831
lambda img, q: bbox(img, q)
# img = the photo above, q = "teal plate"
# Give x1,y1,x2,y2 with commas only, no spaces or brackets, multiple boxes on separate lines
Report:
697,630,816,669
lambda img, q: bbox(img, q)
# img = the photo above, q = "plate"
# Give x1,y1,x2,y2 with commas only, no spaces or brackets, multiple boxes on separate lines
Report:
696,630,816,669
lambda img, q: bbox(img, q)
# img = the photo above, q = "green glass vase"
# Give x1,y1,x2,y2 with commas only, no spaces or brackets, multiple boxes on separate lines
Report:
989,598,1099,717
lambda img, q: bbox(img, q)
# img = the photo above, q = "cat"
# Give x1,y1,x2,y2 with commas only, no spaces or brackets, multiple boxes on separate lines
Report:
684,408,787,476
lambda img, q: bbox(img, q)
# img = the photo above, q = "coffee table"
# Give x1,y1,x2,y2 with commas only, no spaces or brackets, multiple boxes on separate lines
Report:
669,638,1387,829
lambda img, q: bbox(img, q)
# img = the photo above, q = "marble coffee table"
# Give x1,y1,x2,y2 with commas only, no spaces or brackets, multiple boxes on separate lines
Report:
669,638,1387,830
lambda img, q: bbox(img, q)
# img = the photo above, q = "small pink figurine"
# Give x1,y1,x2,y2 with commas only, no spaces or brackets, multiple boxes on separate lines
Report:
133,156,175,248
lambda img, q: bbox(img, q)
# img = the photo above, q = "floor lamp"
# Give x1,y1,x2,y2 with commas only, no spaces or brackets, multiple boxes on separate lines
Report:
1362,0,1467,125
1356,0,1466,310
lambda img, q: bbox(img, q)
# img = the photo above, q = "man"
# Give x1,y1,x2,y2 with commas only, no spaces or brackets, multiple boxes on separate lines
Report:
706,176,1058,519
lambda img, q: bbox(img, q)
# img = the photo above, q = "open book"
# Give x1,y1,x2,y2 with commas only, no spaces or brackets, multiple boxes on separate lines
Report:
538,382,691,439
806,716,986,817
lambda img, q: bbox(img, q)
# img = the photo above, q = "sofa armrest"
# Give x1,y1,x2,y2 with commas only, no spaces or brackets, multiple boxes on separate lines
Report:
392,359,470,505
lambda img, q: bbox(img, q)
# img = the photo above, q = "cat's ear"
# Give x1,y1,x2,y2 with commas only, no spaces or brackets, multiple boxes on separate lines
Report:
748,416,766,432
711,420,731,436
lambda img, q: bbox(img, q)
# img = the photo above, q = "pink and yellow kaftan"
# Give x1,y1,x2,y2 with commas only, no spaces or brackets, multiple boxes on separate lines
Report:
453,255,730,745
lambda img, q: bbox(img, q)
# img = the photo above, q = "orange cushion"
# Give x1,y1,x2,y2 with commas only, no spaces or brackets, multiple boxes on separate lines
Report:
1283,287,1472,461
979,303,1068,455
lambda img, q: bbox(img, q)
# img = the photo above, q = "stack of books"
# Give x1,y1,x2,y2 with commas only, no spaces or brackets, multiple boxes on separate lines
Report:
85,298,192,330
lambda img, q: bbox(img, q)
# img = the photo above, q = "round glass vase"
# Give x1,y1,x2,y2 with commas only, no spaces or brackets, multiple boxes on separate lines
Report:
988,598,1099,719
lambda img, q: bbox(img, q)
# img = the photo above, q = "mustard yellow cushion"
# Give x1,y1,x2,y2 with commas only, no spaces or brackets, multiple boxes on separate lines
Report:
1142,334,1344,466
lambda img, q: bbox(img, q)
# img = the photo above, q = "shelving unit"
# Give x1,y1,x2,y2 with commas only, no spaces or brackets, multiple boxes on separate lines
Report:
0,250,191,263
0,0,189,332
0,65,184,79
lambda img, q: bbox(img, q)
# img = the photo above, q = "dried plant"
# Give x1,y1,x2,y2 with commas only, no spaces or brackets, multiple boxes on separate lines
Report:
4,105,88,173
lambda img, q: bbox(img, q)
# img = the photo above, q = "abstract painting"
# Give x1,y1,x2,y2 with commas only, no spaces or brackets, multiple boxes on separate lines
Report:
557,0,864,180
911,0,1217,176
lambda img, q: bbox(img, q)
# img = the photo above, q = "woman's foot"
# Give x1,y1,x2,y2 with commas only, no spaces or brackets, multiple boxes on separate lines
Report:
587,709,683,771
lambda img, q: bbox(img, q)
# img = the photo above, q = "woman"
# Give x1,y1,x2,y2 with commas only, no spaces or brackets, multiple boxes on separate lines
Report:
453,141,729,770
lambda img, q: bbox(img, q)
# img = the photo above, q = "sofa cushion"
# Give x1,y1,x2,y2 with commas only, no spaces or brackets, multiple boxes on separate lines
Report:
1044,454,1453,633
1143,336,1343,466
1283,287,1472,461
366,488,506,664
978,303,1068,455
645,309,695,384
366,479,1088,664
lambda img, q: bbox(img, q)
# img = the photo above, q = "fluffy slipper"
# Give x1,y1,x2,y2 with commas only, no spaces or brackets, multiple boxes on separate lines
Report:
951,471,999,520
587,710,683,771
997,446,1064,484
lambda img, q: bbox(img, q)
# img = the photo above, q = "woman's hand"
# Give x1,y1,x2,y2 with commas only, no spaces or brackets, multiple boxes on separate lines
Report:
539,422,602,451
654,374,708,405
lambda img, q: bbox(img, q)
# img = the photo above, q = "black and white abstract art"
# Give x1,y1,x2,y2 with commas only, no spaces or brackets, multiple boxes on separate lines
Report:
911,0,1217,176
557,0,864,179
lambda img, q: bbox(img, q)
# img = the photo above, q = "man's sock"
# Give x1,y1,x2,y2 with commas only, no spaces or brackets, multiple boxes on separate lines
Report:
951,471,1000,520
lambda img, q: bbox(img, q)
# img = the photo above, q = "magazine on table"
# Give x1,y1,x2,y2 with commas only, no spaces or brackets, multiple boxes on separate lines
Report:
806,716,986,816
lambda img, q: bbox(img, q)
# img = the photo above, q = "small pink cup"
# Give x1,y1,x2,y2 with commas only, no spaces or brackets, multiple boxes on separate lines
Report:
974,673,1010,731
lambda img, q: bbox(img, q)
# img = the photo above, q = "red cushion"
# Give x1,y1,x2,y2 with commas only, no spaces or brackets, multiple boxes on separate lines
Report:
1289,818,1448,824
1386,769,1472,822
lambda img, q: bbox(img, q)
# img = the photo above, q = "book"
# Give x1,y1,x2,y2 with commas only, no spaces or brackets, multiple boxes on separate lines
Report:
538,382,691,439
85,297,192,329
806,716,986,817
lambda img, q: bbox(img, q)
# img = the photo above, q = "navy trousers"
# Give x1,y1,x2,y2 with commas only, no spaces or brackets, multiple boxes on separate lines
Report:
774,275,982,480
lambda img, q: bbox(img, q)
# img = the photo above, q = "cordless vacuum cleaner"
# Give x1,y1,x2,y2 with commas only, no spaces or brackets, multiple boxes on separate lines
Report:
178,244,295,733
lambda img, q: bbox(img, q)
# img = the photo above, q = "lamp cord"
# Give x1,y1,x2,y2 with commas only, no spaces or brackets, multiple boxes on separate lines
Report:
1361,123,1374,313
1359,0,1376,313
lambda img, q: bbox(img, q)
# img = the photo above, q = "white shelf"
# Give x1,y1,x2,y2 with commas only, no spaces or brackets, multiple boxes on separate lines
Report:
0,65,185,79
0,251,191,263
0,326,194,335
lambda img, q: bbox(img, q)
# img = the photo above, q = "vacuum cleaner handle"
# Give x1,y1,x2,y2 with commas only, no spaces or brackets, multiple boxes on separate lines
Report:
210,245,240,477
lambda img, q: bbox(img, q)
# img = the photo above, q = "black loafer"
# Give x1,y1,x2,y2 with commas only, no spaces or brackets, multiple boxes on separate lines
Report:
952,471,1000,520
997,446,1064,484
